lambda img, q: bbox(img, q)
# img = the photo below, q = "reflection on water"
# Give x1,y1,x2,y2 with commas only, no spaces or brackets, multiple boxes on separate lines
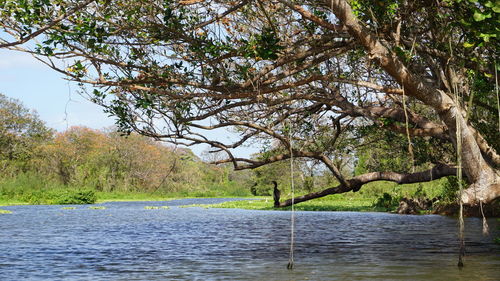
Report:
0,198,499,280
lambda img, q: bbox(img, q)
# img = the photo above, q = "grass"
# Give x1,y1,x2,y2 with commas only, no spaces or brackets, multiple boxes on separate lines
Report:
0,173,450,214
0,198,29,206
0,188,259,206
184,195,385,212
95,191,174,203
155,183,254,199
96,191,261,204
0,174,96,205
181,179,450,212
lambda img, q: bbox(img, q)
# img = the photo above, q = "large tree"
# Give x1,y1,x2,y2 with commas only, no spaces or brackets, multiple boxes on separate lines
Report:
1,0,499,206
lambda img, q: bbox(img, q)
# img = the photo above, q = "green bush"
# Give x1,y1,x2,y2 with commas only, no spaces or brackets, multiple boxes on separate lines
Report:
439,176,465,202
18,188,96,205
55,189,97,204
374,192,400,210
249,184,271,196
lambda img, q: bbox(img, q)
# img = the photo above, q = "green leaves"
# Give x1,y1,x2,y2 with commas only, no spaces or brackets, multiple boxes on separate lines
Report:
479,32,496,42
473,10,492,21
66,60,87,78
0,93,53,163
349,0,400,24
457,0,500,45
484,0,500,12
463,41,475,48
241,27,283,60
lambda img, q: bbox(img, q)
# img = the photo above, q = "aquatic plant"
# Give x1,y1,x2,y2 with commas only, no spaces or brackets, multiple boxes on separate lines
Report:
61,207,76,210
0,209,12,214
144,205,170,210
88,206,106,210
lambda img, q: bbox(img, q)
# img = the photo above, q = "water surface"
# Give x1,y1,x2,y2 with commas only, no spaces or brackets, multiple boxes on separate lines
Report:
1,198,499,280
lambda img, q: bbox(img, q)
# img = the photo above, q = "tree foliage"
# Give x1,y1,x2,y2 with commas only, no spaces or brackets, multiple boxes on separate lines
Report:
0,93,53,171
0,93,248,195
1,0,499,205
34,126,232,192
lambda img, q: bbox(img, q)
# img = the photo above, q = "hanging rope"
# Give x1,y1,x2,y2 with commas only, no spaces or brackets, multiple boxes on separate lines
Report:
402,85,415,173
402,39,417,173
495,61,499,133
446,37,465,268
454,81,465,268
287,122,295,270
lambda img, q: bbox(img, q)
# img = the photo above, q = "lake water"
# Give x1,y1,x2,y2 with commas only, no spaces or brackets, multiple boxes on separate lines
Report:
0,198,499,280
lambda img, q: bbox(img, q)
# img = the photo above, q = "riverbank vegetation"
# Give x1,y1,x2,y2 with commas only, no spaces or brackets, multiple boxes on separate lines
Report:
0,93,259,205
0,93,489,214
182,179,452,212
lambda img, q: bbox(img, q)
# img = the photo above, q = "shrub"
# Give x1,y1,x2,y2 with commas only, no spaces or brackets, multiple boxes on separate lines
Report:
439,176,464,202
374,192,400,210
55,189,97,204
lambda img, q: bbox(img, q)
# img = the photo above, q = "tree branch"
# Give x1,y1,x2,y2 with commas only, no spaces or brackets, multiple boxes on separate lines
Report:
0,0,96,48
278,164,457,207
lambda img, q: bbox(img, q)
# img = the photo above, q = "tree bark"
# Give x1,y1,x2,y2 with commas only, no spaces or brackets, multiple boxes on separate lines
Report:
320,0,500,205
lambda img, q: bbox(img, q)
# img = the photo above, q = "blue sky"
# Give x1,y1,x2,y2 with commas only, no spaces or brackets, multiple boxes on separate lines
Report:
0,48,256,158
0,49,114,131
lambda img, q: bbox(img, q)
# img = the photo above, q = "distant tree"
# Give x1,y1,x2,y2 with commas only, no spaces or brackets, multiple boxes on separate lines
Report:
1,0,499,206
105,131,179,191
39,126,107,185
0,93,53,172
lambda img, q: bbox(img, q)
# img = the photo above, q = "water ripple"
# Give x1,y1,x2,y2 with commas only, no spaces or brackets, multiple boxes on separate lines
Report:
0,199,498,280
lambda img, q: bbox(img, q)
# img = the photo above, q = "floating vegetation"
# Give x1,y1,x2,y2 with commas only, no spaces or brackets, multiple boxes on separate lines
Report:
0,209,13,214
88,206,106,210
179,204,210,209
144,206,170,210
179,204,205,208
61,207,76,210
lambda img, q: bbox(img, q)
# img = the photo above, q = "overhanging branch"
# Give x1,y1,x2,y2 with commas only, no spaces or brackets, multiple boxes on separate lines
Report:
278,164,457,207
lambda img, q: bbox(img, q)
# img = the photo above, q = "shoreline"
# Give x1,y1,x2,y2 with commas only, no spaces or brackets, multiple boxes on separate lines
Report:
2,196,498,217
0,195,265,207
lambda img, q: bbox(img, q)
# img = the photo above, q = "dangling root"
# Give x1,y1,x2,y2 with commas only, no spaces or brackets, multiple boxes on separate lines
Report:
480,201,489,236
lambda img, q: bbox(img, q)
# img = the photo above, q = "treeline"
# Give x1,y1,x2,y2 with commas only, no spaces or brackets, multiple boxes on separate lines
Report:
0,93,257,203
30,127,224,192
0,93,341,201
0,93,460,207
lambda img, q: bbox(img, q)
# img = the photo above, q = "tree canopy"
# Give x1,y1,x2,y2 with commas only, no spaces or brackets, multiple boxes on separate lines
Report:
1,0,499,206
0,93,53,164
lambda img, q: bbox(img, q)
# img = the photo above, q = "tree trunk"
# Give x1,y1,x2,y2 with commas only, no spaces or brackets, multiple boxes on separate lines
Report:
322,0,500,206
